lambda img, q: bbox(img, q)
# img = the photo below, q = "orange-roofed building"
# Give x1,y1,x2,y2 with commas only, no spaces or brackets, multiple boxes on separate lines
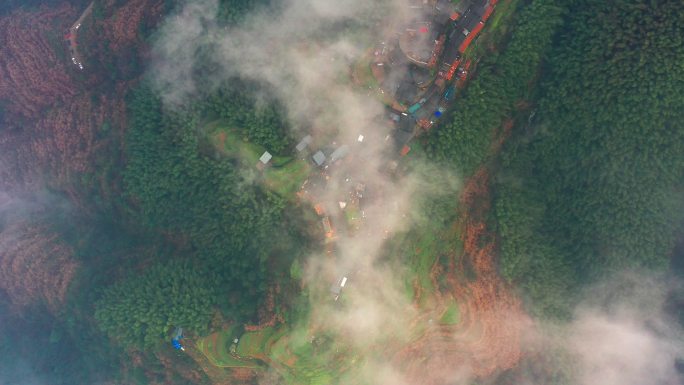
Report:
459,21,484,53
400,145,411,156
481,6,494,22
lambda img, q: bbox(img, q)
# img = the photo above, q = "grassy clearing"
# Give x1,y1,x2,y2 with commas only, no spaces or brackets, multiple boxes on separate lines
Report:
195,327,259,368
352,51,378,90
236,326,289,359
210,124,269,165
440,300,461,325
412,232,440,298
264,159,311,199
267,321,354,385
209,121,310,199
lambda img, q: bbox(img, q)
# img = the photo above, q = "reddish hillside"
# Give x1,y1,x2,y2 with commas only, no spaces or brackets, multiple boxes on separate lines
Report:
0,0,162,312
0,5,77,120
392,168,530,385
0,221,79,311
0,0,161,198
102,0,164,54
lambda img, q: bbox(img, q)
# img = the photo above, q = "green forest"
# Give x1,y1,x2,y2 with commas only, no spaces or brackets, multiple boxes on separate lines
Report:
1,0,683,384
493,0,684,317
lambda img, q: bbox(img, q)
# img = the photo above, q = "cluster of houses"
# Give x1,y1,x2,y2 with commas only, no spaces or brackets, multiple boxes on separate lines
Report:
376,0,498,152
255,0,499,302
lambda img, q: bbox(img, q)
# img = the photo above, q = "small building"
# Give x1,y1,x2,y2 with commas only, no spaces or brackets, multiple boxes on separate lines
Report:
322,216,334,238
331,276,348,301
296,135,313,152
329,145,349,163
259,151,273,164
312,150,326,166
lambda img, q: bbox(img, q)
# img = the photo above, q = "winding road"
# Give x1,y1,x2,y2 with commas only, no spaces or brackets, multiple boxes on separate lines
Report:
65,1,94,70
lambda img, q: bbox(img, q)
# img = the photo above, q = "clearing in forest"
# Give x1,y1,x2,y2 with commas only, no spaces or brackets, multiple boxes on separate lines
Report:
195,328,259,369
208,121,310,199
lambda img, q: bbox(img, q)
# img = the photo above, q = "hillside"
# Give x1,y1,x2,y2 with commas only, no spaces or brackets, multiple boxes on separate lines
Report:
0,0,683,385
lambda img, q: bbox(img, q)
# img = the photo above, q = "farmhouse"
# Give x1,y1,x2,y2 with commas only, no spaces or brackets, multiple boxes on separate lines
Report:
259,151,273,165
312,151,326,166
295,135,312,152
331,276,348,301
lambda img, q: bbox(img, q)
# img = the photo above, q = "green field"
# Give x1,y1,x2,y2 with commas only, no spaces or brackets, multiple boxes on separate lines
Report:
236,326,288,358
209,121,310,199
269,326,350,385
264,159,311,199
440,300,461,325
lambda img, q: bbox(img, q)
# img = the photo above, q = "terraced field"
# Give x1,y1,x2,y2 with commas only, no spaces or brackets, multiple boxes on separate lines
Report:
195,328,259,369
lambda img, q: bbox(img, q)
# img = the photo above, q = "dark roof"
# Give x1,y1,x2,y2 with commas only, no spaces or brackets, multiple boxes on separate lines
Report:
397,114,415,132
442,42,460,66
410,65,432,86
395,79,419,105
394,127,414,149
442,3,484,59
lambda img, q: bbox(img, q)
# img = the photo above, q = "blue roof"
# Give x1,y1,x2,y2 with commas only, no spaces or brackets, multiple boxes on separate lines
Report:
171,339,182,350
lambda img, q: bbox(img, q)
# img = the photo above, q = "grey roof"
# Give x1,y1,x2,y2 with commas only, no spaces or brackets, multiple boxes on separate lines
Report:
295,135,313,152
259,151,272,164
329,145,350,163
312,151,326,166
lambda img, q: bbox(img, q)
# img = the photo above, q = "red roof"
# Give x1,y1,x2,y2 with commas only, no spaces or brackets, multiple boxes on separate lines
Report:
419,26,428,33
400,145,411,156
446,58,461,81
482,6,494,22
450,12,460,21
459,21,484,53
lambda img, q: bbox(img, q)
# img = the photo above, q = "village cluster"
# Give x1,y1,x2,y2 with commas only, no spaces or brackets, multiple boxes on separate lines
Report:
380,0,498,151
255,0,499,302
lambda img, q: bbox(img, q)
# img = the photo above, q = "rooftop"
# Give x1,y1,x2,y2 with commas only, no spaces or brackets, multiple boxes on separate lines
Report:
259,151,273,164
312,151,326,166
296,135,313,152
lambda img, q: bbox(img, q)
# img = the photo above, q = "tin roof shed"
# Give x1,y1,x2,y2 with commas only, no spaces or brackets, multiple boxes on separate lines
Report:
259,151,273,164
296,135,313,152
312,151,326,166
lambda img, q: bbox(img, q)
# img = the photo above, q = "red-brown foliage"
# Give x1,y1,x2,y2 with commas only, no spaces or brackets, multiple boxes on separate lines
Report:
0,5,78,119
0,1,159,200
0,221,79,311
393,166,531,385
101,0,164,54
244,284,284,332
0,0,163,321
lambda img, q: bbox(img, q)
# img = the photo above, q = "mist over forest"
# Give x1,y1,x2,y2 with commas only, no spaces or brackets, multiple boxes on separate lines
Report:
0,0,683,384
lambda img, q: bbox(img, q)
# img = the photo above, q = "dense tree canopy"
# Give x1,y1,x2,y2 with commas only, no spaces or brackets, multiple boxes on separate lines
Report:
122,85,285,316
427,0,564,176
495,0,684,317
95,260,219,347
206,83,293,154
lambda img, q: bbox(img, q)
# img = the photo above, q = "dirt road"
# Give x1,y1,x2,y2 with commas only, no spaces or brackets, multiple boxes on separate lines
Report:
65,1,94,70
